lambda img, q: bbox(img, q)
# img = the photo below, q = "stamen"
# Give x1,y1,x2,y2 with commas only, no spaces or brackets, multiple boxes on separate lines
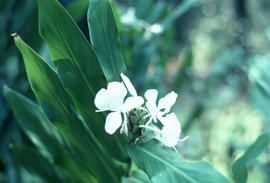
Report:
173,146,178,152
145,117,153,126
178,136,189,142
142,113,151,120
123,113,128,135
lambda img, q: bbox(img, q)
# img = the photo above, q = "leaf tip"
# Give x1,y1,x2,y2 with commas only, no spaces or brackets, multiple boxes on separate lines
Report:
10,32,19,38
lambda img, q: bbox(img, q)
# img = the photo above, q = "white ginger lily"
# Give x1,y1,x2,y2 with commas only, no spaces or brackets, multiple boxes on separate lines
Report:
94,74,144,135
140,113,183,149
159,113,181,148
144,89,178,124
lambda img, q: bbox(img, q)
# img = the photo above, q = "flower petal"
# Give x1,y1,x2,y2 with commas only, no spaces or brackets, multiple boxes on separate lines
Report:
107,81,127,110
120,113,128,135
145,101,158,122
122,96,144,112
159,113,181,131
161,127,180,147
144,89,158,103
158,91,178,114
121,73,137,96
160,113,181,147
144,89,159,123
105,111,122,134
94,88,109,111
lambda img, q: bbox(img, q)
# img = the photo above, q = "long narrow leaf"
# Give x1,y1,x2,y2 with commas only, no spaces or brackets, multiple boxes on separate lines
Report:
54,59,128,161
232,131,270,183
4,86,63,161
13,35,124,183
14,35,74,126
37,0,127,162
161,0,199,29
13,146,68,183
66,0,89,22
4,86,98,183
88,0,126,81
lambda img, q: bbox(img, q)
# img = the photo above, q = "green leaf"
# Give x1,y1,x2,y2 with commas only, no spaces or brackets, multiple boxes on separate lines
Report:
88,0,126,81
4,86,63,161
37,0,127,162
14,35,75,127
232,131,270,183
38,0,105,93
66,0,89,22
13,35,124,183
161,0,199,29
13,146,68,183
127,140,231,183
57,149,99,183
4,86,98,183
54,59,128,161
122,170,153,183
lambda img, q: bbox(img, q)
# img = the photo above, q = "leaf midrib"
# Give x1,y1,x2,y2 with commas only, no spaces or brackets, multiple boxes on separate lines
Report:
40,2,120,182
136,146,197,183
100,5,119,81
53,19,96,97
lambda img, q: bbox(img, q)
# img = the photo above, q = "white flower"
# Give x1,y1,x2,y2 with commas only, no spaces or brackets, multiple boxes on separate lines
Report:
94,74,144,135
94,73,188,150
120,73,137,96
150,23,163,34
144,89,178,124
159,113,181,147
139,113,182,149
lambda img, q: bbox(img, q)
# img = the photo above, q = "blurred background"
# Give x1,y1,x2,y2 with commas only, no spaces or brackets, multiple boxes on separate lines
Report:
1,0,270,182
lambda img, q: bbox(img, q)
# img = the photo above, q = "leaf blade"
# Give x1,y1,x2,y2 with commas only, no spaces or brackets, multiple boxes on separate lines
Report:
13,146,68,183
232,131,270,183
127,140,231,183
4,86,98,183
13,35,124,183
4,86,63,161
37,0,127,162
88,0,126,81
122,170,153,183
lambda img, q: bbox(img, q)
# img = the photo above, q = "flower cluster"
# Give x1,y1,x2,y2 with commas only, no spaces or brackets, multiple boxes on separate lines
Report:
94,73,186,149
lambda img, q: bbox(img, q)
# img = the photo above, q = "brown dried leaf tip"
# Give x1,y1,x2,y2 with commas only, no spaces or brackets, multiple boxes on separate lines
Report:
10,33,19,38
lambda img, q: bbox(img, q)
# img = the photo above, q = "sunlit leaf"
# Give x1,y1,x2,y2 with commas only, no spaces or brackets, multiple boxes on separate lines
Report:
232,131,270,183
249,56,270,122
4,86,63,161
127,140,231,183
122,170,153,183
